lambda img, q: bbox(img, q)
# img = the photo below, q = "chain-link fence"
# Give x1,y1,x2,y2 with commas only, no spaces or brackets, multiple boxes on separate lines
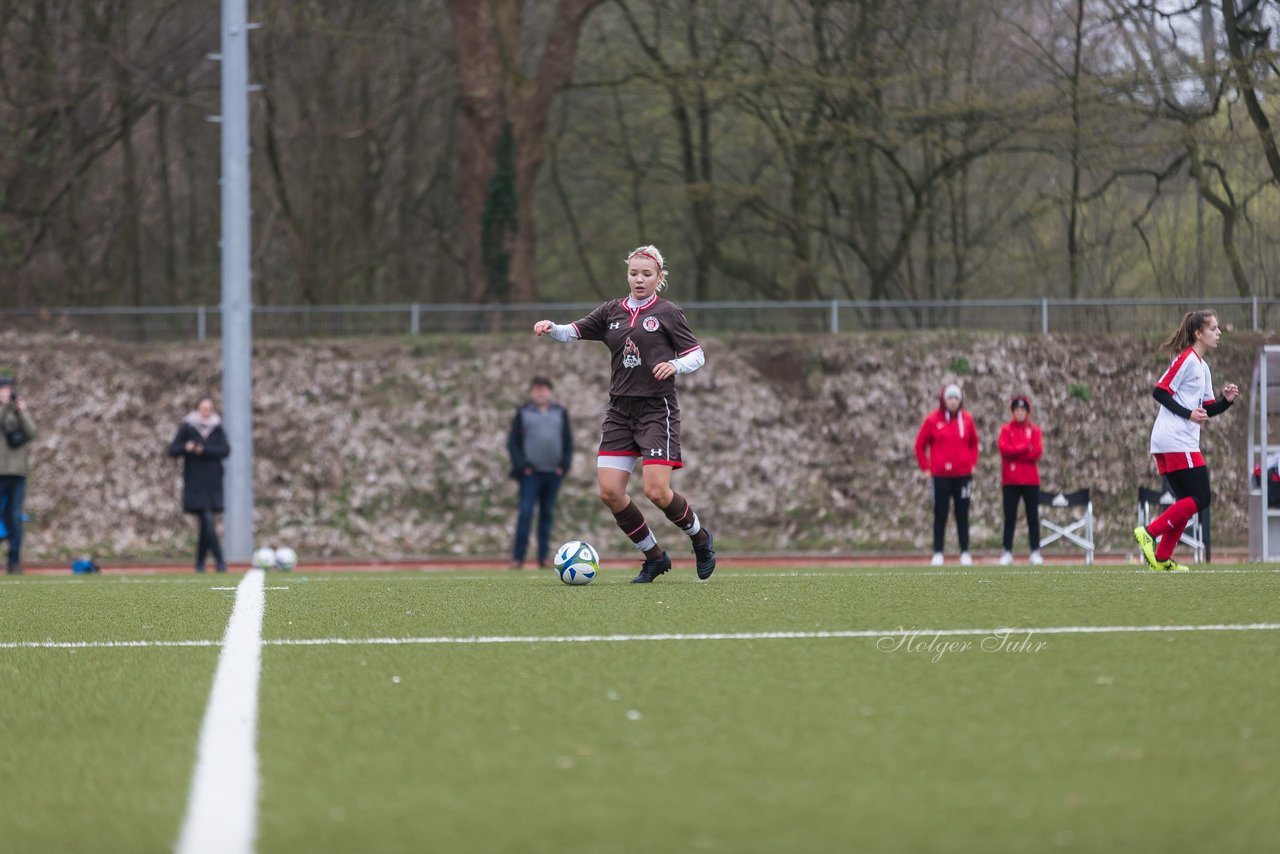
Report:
2,297,1275,342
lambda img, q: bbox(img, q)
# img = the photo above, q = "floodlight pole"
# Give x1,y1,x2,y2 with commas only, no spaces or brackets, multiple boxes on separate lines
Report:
219,0,256,562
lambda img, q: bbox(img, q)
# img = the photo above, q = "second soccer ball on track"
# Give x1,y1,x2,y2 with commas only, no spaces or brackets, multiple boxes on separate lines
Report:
274,546,298,572
554,540,599,585
252,545,299,572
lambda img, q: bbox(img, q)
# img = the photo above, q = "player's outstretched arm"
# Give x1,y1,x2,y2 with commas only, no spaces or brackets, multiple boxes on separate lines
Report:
534,320,580,342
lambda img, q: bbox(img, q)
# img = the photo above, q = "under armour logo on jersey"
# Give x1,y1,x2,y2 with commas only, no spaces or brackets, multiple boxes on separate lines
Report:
609,321,621,330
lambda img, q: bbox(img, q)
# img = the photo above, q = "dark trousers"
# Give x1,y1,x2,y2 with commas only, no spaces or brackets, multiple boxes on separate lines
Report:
514,472,562,564
1002,484,1041,551
194,509,225,571
0,475,25,569
932,475,972,553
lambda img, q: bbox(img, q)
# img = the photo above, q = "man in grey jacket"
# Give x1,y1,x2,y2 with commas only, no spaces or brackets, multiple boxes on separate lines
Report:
0,377,37,574
507,377,573,568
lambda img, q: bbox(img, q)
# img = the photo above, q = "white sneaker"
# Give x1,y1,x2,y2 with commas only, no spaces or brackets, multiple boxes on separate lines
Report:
1029,550,1044,565
930,553,944,566
959,552,973,566
999,551,1014,566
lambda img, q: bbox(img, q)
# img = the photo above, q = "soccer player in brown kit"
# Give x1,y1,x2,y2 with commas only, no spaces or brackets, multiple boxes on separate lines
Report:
533,244,716,583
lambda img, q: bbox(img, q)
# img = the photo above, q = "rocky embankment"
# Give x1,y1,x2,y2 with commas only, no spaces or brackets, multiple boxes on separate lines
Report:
1,329,1263,561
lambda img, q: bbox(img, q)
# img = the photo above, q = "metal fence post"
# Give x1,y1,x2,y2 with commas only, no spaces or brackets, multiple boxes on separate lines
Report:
830,299,839,334
1254,296,1259,332
410,302,420,335
197,305,207,341
1041,298,1049,335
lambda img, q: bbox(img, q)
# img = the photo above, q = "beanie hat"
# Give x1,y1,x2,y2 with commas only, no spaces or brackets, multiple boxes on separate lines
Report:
943,383,963,400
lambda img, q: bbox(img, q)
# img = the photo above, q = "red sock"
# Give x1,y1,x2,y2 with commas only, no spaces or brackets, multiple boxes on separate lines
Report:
1150,497,1198,561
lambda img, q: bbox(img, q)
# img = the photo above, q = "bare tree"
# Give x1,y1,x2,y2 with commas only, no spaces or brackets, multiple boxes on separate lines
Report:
1223,0,1280,182
445,0,604,304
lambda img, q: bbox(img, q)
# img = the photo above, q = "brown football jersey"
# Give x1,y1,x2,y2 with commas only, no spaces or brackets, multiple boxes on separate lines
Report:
571,295,702,398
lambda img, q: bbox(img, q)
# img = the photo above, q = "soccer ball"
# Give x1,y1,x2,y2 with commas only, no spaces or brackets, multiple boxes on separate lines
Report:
252,547,278,571
274,546,298,572
554,540,599,585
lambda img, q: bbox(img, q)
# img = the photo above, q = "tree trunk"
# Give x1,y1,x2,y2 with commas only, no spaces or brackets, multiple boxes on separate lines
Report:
117,59,143,305
446,0,602,304
1185,129,1252,297
156,104,179,298
1066,0,1085,299
1222,0,1280,183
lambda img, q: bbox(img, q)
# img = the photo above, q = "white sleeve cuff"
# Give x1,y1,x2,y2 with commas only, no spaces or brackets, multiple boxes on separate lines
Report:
549,323,579,343
670,347,705,375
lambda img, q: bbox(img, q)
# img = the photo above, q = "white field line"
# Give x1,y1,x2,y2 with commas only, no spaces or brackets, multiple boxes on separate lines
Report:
111,568,1280,584
264,623,1280,645
0,639,220,648
717,568,1280,578
5,621,1280,650
4,568,1279,587
174,568,265,854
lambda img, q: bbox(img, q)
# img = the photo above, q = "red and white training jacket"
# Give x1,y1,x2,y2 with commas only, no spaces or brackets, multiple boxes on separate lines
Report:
1149,346,1213,457
914,390,979,478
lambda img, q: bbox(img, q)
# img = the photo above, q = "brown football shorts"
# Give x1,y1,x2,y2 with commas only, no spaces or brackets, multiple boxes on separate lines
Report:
597,395,683,469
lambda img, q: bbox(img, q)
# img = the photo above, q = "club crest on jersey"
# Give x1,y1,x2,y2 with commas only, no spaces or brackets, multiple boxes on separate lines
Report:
642,316,660,332
622,336,642,369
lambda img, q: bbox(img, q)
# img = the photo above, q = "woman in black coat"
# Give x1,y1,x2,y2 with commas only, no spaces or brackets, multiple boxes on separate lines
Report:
168,398,231,572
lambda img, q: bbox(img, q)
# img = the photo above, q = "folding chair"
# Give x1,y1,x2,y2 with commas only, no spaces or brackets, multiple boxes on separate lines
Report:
1038,489,1095,564
1136,486,1204,564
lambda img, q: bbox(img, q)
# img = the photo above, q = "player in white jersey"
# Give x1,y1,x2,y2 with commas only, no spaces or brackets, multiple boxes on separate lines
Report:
1134,310,1238,570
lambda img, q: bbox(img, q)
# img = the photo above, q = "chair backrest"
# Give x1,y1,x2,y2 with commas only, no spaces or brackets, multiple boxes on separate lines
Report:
1039,488,1090,508
1037,488,1095,564
1137,486,1176,508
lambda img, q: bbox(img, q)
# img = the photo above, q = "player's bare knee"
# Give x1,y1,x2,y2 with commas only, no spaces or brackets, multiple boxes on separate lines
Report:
643,484,672,507
598,487,626,510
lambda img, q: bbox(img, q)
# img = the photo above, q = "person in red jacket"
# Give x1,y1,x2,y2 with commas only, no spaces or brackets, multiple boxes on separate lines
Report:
914,383,980,565
997,395,1043,565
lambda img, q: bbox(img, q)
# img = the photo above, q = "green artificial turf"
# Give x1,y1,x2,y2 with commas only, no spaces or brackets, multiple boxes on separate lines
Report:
3,566,1280,853
0,577,230,853
256,567,1280,853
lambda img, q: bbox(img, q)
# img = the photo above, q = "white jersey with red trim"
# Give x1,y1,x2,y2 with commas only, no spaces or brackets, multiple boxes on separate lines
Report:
1149,347,1213,454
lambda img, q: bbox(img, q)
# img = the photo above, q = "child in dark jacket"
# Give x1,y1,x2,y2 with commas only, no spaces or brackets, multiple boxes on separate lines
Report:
914,383,980,565
997,395,1043,565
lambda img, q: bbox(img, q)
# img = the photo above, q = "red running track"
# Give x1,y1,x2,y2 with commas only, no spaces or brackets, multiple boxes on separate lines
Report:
12,549,1246,576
